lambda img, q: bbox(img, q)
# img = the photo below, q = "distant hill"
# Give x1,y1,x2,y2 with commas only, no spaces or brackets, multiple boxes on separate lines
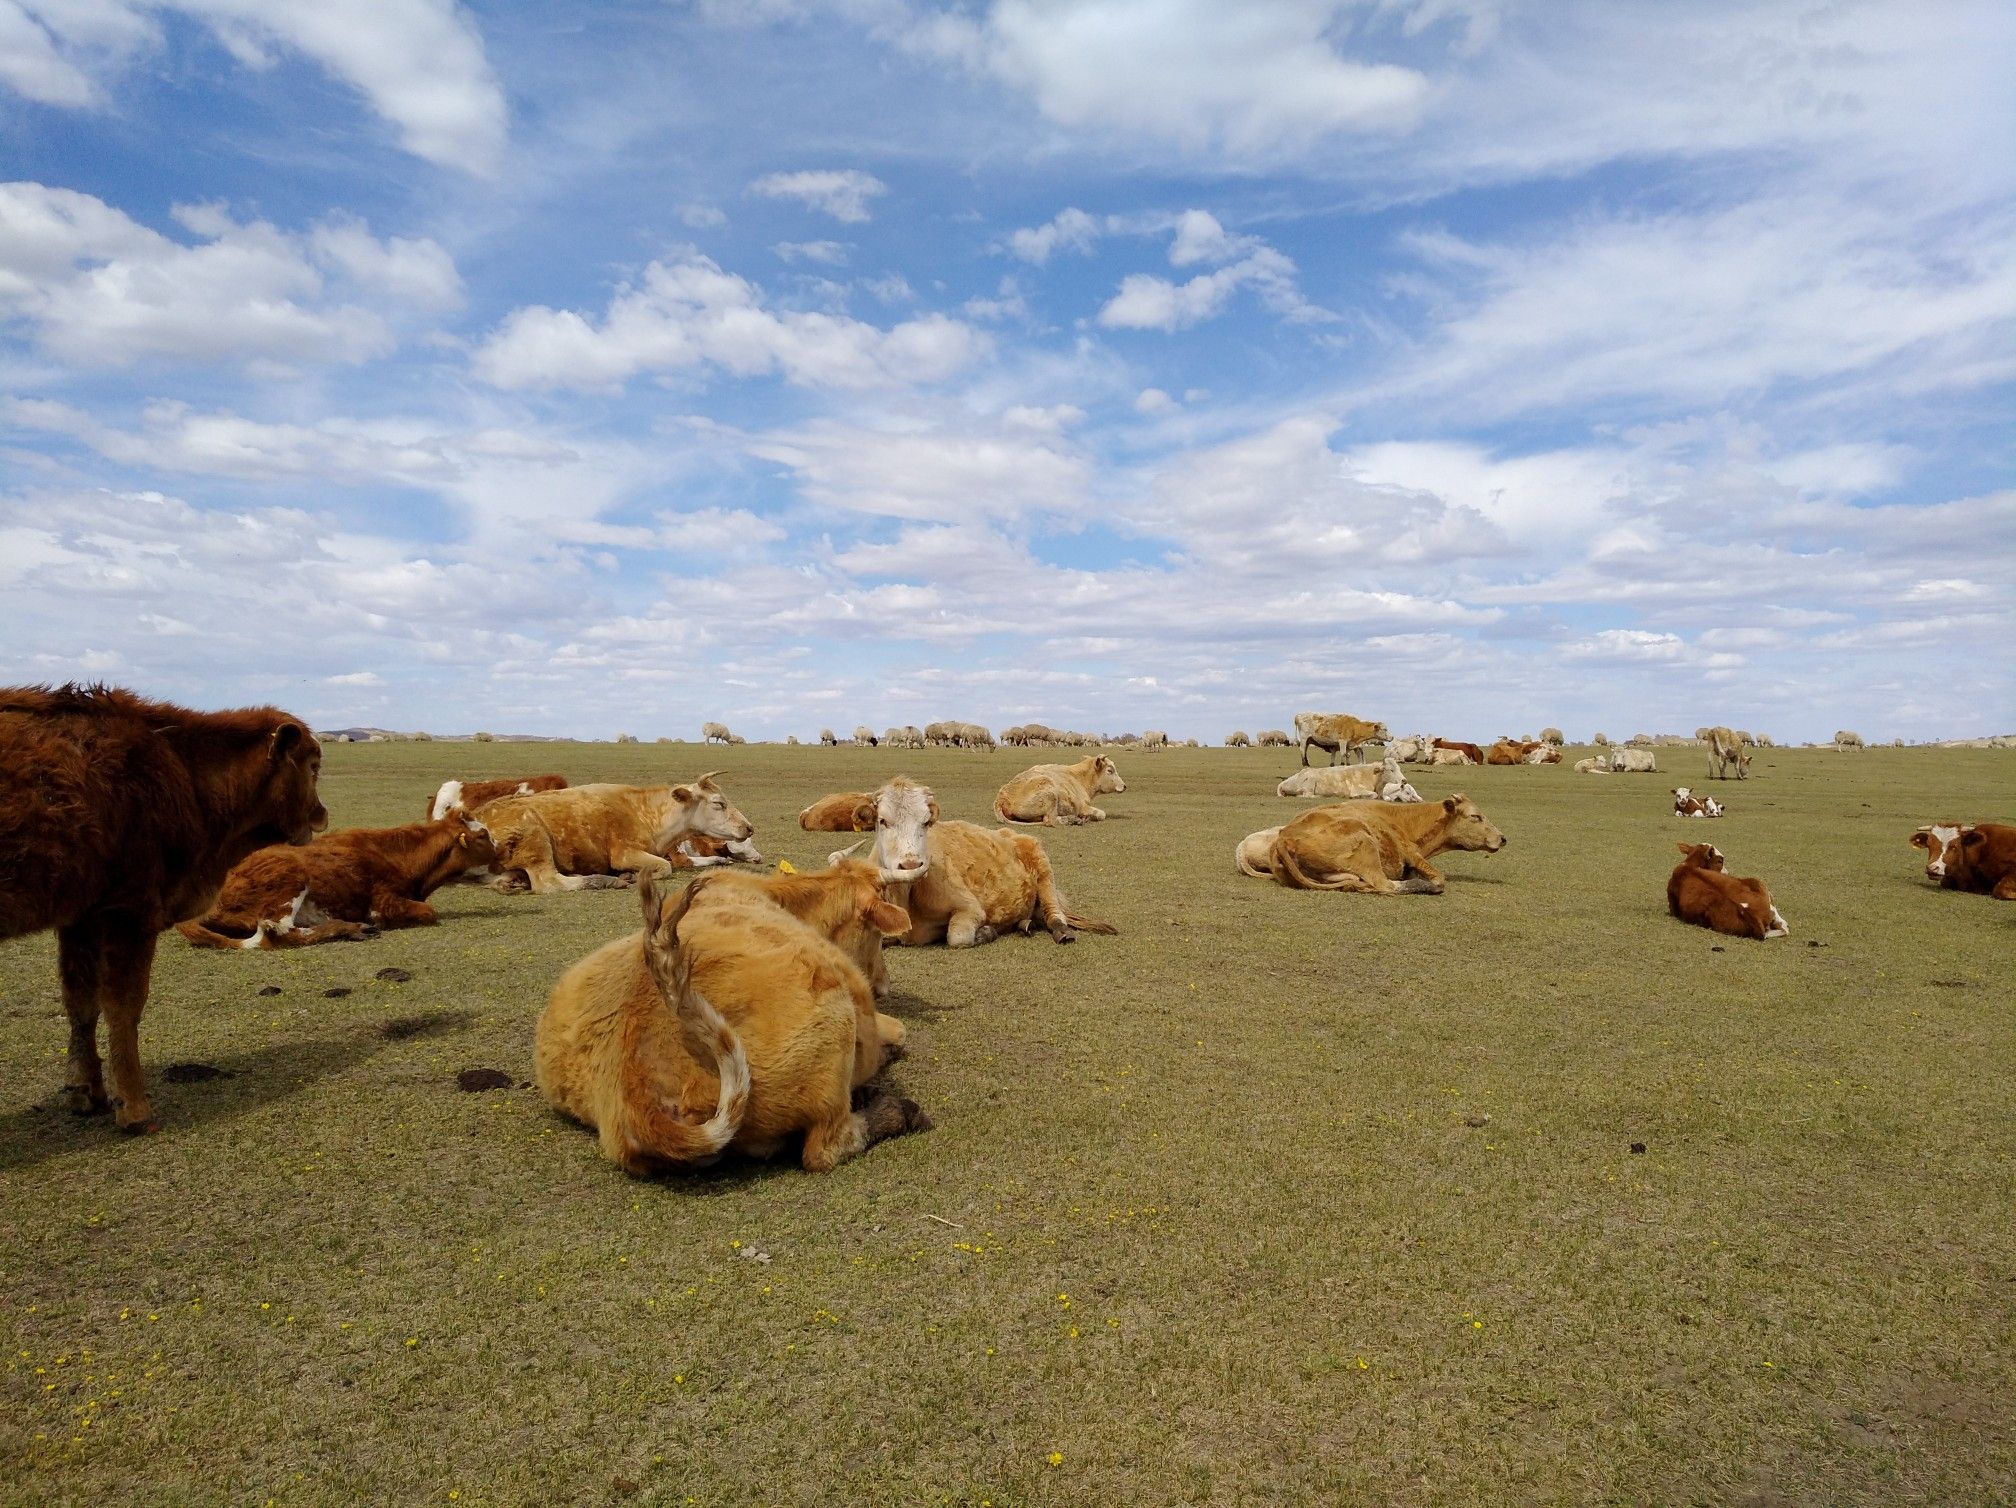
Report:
315,727,569,743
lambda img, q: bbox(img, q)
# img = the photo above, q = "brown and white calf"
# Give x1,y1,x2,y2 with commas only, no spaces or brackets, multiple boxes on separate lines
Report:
1667,843,1787,939
428,773,568,820
1909,823,2016,898
1671,787,1725,819
178,812,497,948
0,683,326,1130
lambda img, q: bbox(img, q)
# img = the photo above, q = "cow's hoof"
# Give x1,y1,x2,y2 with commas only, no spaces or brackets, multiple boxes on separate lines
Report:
63,1085,110,1117
116,1111,162,1135
971,925,997,945
1051,928,1076,944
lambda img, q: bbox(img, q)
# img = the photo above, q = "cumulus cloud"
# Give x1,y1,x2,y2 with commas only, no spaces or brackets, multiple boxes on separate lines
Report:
773,239,849,265
470,250,985,392
0,0,506,174
0,183,460,368
748,168,888,222
1097,210,1325,330
1007,206,1101,263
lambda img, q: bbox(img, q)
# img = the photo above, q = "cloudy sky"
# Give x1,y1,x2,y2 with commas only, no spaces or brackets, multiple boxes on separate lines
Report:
2,0,2011,742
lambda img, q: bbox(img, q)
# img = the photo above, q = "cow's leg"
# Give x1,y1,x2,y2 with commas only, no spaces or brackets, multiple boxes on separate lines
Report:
802,1092,931,1172
57,919,109,1115
944,895,995,947
1299,737,1314,767
370,893,439,929
610,848,679,882
278,919,372,946
98,918,160,1132
1992,874,2016,900
1395,841,1446,894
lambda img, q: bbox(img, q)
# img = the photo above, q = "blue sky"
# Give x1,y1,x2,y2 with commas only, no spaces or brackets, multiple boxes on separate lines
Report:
2,0,2011,742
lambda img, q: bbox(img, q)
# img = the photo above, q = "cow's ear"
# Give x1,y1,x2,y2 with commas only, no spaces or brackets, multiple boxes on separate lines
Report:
671,784,694,804
1677,843,1694,855
1908,830,1930,848
926,797,940,822
850,799,876,831
1960,828,1986,848
867,899,910,936
1443,796,1460,812
272,720,304,758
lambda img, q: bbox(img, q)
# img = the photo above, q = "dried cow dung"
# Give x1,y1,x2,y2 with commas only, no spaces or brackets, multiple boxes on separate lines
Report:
456,1068,513,1092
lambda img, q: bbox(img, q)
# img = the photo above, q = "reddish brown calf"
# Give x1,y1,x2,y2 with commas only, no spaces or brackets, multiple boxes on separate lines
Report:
178,812,497,948
1909,822,2016,898
1666,843,1789,940
0,684,326,1130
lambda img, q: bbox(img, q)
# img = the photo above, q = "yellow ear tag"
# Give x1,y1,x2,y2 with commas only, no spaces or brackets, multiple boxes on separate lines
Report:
776,859,797,874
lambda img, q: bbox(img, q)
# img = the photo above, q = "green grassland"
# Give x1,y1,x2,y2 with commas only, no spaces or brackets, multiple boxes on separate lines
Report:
3,740,2011,1505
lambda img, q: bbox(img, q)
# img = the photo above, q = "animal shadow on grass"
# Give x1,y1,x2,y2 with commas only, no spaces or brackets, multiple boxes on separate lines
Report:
878,987,953,1023
0,1032,391,1173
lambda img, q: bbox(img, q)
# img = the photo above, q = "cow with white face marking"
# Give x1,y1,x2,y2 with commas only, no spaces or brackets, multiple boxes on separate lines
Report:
1671,787,1724,818
1909,823,2016,898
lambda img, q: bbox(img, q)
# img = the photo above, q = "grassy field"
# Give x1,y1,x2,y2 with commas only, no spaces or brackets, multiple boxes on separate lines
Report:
3,740,2011,1505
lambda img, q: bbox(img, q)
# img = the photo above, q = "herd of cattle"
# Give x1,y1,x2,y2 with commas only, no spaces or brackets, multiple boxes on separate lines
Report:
1,685,2008,1168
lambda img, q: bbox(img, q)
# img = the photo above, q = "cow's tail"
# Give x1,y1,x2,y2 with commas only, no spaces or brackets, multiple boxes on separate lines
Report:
176,917,263,949
622,876,748,1167
1271,833,1359,891
1016,835,1116,940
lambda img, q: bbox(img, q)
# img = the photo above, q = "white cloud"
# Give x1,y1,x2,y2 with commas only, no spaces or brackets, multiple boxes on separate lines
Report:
0,183,459,368
326,669,382,685
1007,206,1100,263
1133,387,1177,414
0,1,506,174
470,249,985,392
773,239,849,265
921,0,1429,158
748,168,888,223
1097,211,1325,330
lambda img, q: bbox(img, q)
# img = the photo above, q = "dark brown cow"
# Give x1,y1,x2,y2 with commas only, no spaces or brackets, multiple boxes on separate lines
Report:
1433,738,1484,765
427,773,568,820
177,812,497,948
1909,822,2016,898
1666,843,1788,940
0,684,326,1130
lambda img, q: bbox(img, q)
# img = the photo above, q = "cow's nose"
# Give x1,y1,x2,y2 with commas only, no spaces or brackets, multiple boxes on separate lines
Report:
898,857,925,871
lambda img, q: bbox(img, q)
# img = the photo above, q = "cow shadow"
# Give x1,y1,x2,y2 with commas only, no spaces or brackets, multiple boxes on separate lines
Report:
0,1032,388,1173
877,987,956,1023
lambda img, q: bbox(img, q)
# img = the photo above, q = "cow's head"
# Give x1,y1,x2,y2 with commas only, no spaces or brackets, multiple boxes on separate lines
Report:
666,773,754,846
1091,755,1126,795
1909,824,1974,880
450,811,499,871
1370,721,1392,743
1439,795,1506,853
853,777,938,884
263,719,327,846
1675,842,1725,870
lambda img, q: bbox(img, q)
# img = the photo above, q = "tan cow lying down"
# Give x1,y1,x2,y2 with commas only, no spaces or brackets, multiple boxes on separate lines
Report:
483,776,754,892
428,773,567,820
1668,843,1788,939
179,813,496,948
1275,756,1417,801
1431,746,1475,766
994,754,1126,825
534,867,928,1176
844,777,1115,946
1235,795,1505,893
800,791,875,833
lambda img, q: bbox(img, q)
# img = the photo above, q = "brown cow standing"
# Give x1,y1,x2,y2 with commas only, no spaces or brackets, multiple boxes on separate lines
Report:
0,685,326,1130
1666,843,1789,939
177,812,497,948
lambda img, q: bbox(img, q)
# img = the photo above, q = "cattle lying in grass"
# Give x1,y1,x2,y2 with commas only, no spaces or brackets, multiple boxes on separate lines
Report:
1668,843,1788,938
1433,738,1483,765
1575,756,1611,774
1275,756,1415,800
428,773,568,820
1671,787,1725,819
1295,711,1390,767
1486,739,1537,765
842,777,1114,946
677,833,765,866
178,812,496,948
1525,744,1561,765
1609,748,1658,773
1909,823,2016,898
800,791,875,833
534,869,927,1176
1388,735,1433,763
994,755,1127,825
1235,794,1505,893
1431,746,1475,767
0,683,326,1131
703,855,906,1001
1706,726,1750,780
482,776,754,892
1225,731,1252,747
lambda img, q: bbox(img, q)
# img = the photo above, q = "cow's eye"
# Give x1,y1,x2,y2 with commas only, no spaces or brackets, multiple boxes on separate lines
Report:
879,819,889,828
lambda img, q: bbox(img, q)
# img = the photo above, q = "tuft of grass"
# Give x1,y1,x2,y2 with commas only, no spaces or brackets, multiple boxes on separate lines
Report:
1,741,2011,1504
